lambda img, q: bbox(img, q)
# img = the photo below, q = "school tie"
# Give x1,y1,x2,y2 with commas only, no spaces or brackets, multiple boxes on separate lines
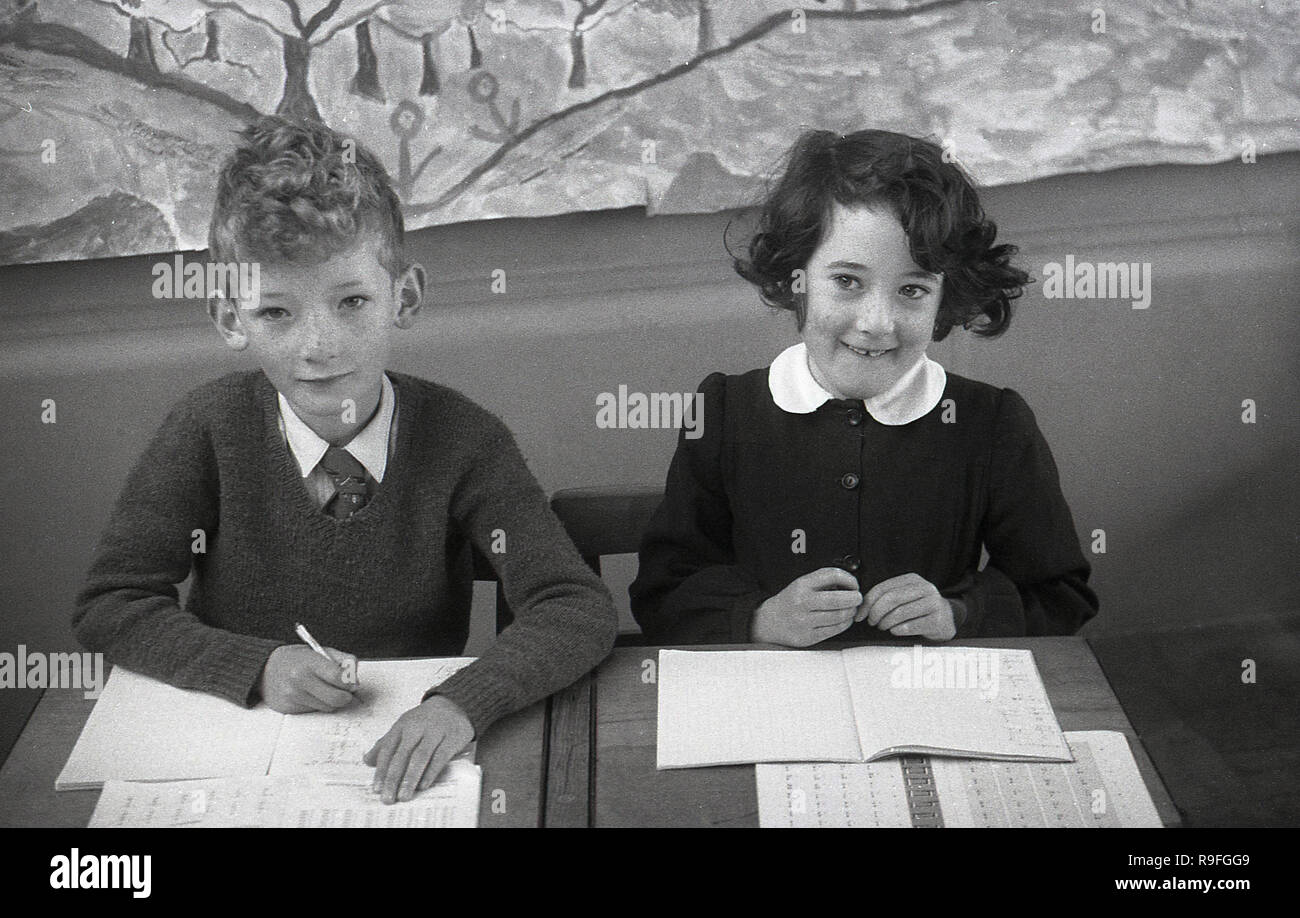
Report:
319,446,370,518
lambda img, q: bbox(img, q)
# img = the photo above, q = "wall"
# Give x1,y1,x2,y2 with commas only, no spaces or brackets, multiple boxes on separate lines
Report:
2,152,1297,765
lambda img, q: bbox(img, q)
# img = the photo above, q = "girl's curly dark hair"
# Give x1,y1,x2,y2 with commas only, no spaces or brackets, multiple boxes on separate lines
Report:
731,129,1028,340
208,115,404,276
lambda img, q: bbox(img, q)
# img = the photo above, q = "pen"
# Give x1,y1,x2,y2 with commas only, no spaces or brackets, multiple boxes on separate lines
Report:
294,622,332,661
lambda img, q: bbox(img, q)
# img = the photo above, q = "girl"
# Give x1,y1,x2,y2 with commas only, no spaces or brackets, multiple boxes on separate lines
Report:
630,129,1097,646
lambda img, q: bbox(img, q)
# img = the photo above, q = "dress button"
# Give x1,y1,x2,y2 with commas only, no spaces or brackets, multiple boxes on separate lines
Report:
847,408,864,426
841,473,860,489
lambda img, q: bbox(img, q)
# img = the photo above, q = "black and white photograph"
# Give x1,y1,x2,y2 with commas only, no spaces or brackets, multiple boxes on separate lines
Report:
0,0,1294,899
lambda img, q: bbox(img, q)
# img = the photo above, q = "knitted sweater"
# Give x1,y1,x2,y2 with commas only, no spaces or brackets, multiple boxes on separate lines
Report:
73,370,617,734
629,368,1098,643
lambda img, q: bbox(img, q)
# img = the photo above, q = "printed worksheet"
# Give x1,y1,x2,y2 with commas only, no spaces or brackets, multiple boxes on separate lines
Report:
756,731,1162,827
59,658,477,790
268,658,475,783
89,760,483,828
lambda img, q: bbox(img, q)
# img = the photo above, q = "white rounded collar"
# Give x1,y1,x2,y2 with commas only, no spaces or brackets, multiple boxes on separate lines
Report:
767,342,946,425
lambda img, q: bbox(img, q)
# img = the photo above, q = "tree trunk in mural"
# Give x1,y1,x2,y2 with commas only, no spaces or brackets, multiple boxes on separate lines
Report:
698,1,714,54
349,20,384,101
568,31,586,88
467,25,482,69
420,32,440,95
126,17,158,72
277,34,322,122
200,15,220,63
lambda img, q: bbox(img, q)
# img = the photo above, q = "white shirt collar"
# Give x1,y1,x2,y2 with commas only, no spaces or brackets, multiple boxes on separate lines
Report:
278,372,395,481
767,342,946,425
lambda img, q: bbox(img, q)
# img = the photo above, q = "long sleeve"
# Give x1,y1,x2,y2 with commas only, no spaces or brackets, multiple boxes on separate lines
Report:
630,374,767,644
954,388,1099,637
72,400,281,706
433,419,618,735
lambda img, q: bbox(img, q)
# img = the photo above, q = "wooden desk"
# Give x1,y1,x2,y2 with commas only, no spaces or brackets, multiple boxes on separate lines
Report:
557,638,1183,828
0,686,548,828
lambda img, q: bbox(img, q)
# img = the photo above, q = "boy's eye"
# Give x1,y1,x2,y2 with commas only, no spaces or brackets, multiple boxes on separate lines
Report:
832,274,861,291
341,295,369,309
899,284,932,299
257,306,290,320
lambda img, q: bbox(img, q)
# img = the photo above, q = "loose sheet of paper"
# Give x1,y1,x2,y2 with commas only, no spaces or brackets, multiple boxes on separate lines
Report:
841,646,1071,762
656,649,863,768
268,658,475,784
56,667,284,790
756,731,1161,827
89,760,483,828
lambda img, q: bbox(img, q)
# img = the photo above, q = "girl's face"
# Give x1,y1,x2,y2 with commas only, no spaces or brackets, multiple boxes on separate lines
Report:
800,203,943,401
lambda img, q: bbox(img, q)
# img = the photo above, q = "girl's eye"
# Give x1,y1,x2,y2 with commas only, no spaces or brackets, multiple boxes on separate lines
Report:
900,284,931,300
341,295,369,309
832,274,861,291
257,307,290,320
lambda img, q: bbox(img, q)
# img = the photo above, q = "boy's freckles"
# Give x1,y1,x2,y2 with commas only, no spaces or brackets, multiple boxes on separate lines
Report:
235,237,404,443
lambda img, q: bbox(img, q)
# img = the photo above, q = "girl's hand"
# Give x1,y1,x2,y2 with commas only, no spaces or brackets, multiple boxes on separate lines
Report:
750,567,863,647
858,573,957,640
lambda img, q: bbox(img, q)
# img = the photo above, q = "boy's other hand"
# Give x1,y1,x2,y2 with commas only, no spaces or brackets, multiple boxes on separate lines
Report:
364,696,474,804
259,645,359,714
750,567,863,647
858,572,957,641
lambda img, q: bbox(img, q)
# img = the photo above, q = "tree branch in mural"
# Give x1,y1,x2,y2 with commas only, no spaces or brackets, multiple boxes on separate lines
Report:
410,0,981,215
0,8,260,121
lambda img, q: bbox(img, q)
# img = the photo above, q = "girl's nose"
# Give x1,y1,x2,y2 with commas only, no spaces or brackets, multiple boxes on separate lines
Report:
854,294,894,336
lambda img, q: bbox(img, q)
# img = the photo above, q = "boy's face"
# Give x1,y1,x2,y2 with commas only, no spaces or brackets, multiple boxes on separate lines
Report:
210,232,423,444
801,203,943,401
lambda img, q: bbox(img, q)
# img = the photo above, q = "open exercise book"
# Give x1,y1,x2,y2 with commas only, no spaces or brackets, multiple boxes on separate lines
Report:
58,659,482,828
656,647,1071,769
756,731,1163,827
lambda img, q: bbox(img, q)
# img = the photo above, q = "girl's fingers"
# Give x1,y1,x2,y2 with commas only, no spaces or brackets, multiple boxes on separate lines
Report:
805,567,862,591
866,584,929,625
876,596,936,632
806,589,863,612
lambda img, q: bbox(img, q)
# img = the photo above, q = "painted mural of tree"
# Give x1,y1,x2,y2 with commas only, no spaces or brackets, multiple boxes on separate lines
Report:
0,0,403,123
372,0,488,100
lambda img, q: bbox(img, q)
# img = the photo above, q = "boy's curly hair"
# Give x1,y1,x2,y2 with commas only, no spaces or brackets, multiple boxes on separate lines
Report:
732,129,1028,340
208,116,404,277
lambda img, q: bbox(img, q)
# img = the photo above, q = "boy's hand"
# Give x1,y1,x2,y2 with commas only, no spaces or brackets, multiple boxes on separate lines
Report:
258,645,358,714
364,696,474,804
858,573,957,641
750,567,863,647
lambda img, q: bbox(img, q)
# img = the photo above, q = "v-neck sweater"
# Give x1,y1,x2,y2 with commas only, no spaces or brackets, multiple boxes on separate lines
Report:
74,370,617,733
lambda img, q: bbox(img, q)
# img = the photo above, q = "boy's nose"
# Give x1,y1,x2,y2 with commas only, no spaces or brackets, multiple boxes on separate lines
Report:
298,310,342,358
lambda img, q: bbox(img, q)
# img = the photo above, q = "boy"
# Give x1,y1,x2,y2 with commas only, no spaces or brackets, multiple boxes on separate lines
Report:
74,116,617,804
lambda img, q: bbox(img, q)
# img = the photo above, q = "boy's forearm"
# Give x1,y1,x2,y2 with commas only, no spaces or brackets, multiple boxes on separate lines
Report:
430,581,617,735
75,589,281,705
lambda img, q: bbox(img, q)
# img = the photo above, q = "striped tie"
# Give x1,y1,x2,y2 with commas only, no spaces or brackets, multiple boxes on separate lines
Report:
319,446,370,518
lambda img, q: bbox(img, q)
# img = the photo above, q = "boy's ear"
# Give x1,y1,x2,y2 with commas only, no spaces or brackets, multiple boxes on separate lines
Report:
208,294,249,350
393,262,426,328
